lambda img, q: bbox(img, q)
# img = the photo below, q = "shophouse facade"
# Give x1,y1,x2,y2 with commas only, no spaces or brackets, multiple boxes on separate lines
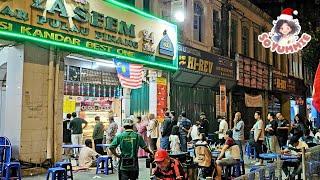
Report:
0,0,177,164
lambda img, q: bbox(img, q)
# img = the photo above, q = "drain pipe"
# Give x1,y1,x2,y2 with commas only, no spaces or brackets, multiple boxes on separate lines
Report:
46,47,54,160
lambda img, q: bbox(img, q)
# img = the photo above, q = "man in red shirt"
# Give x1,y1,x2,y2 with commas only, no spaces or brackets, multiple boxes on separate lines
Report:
152,149,187,180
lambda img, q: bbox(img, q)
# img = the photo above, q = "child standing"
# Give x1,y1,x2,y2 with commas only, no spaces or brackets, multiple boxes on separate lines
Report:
169,125,181,153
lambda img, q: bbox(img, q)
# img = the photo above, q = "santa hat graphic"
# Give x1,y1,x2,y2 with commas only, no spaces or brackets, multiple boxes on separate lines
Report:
279,8,298,21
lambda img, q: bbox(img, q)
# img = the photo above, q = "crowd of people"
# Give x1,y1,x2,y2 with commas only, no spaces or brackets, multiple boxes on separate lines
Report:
61,110,319,180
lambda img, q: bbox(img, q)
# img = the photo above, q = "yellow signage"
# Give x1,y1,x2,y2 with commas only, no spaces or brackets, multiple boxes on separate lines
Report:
0,0,178,70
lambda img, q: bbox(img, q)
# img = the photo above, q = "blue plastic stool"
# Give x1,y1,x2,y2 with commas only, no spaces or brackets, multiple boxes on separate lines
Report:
265,163,276,180
245,143,257,159
248,171,256,180
232,160,245,177
96,156,113,175
3,162,22,180
46,167,67,180
54,161,73,179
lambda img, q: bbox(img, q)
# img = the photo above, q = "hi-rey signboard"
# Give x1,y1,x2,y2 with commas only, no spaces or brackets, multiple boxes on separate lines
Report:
258,8,311,54
0,0,178,70
178,44,234,79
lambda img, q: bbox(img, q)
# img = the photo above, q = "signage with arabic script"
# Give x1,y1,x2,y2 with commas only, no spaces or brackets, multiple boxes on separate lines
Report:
0,0,178,70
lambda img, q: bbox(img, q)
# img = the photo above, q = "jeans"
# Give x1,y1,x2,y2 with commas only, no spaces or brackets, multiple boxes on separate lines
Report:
160,136,170,150
179,135,187,152
235,140,244,160
94,138,104,155
150,138,158,152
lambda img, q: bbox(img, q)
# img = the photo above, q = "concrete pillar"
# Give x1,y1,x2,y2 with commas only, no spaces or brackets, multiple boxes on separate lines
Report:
122,88,131,119
277,54,281,70
281,94,291,121
149,70,157,116
184,0,193,41
237,18,242,54
249,26,254,58
0,45,24,159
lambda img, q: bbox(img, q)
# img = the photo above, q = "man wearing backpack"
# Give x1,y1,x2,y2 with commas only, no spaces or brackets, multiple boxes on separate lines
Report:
160,112,173,150
109,118,153,180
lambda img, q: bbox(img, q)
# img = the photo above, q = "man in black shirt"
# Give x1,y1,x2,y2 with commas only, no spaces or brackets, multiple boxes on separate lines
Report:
160,112,173,150
265,113,280,153
276,113,290,148
199,112,209,137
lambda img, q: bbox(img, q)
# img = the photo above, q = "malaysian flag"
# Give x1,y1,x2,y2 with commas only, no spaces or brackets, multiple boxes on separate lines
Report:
113,59,143,89
313,63,320,112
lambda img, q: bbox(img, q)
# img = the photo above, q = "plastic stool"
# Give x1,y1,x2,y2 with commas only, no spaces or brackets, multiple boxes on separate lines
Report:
3,162,22,180
232,160,245,177
54,161,73,179
265,163,276,180
46,167,67,180
96,156,113,175
245,143,257,159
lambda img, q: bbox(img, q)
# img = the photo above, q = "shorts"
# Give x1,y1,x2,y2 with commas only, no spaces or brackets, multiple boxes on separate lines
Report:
216,158,239,166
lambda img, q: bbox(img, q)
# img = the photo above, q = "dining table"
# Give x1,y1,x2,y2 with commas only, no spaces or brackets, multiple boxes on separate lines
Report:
259,153,280,160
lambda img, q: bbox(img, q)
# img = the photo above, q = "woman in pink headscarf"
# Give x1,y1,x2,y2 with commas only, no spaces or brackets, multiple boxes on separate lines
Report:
136,115,149,158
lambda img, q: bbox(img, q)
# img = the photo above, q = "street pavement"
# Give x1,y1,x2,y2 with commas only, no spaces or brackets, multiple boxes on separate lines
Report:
23,159,151,180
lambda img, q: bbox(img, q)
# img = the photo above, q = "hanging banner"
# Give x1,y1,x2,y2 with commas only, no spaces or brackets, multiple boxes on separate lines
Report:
63,97,76,113
220,84,227,116
245,94,263,107
157,77,167,121
258,8,311,54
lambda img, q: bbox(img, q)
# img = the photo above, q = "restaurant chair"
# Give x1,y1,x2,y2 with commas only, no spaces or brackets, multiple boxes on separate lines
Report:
54,161,73,179
96,155,113,175
3,161,22,180
46,167,67,180
1,136,22,180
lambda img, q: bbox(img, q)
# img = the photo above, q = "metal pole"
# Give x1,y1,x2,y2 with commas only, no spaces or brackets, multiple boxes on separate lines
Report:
302,147,307,180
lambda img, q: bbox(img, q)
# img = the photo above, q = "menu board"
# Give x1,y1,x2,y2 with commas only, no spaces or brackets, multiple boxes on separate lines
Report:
64,65,122,97
236,54,270,90
64,82,122,98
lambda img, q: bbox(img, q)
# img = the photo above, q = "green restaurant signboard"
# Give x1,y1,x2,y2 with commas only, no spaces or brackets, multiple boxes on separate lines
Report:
0,0,178,70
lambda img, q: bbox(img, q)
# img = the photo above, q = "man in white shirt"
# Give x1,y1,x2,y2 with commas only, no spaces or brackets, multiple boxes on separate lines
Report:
79,139,100,169
217,117,228,145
